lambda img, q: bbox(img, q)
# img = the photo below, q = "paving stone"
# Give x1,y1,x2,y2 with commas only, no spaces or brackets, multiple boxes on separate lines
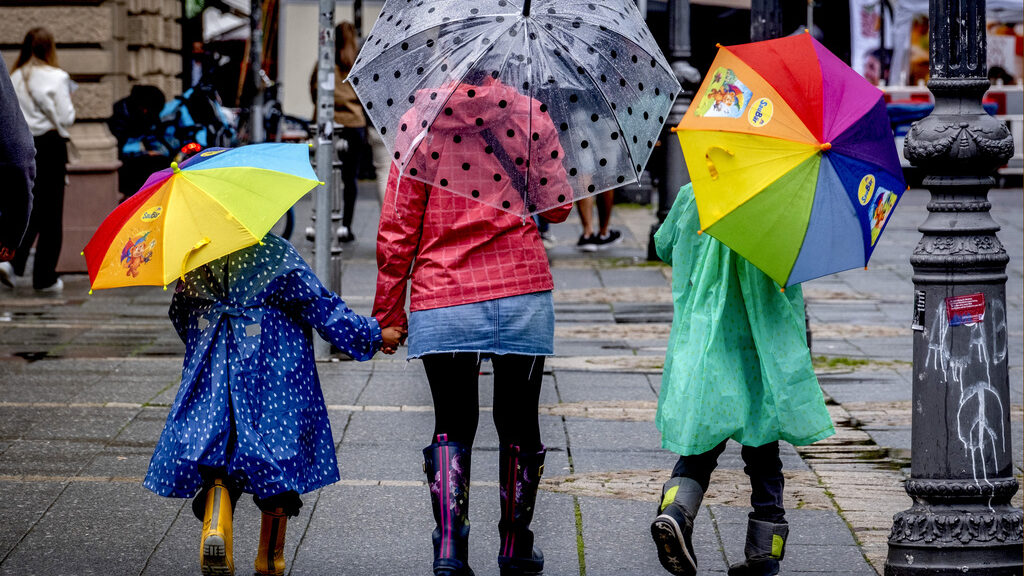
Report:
569,448,679,475
1,482,181,576
20,406,139,442
564,418,662,452
0,440,104,477
0,479,64,561
579,495,728,575
599,268,668,288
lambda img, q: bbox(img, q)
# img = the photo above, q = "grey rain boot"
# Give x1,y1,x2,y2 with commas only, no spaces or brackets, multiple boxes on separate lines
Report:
650,477,704,576
727,518,788,576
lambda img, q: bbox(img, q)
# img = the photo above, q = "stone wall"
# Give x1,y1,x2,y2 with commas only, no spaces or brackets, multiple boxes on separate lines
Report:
0,1,184,272
1,1,182,163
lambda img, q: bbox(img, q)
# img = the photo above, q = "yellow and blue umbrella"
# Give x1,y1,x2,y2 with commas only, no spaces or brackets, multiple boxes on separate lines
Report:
83,143,318,290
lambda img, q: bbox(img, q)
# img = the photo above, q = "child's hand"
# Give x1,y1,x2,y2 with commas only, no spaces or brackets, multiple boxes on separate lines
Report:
380,326,407,354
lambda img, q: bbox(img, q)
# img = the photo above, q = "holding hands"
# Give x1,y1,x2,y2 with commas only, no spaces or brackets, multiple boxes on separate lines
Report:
380,326,407,355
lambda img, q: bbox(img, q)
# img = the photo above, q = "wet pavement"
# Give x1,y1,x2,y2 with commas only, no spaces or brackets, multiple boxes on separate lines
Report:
0,182,1020,576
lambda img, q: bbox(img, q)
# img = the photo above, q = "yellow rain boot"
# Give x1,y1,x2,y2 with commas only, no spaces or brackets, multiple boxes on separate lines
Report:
254,508,287,576
199,479,234,576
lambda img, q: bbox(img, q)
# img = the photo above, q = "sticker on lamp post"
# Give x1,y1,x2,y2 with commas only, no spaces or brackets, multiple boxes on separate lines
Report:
945,293,985,326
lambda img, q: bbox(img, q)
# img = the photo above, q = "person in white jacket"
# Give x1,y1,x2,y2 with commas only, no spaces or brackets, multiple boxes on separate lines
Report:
1,27,75,292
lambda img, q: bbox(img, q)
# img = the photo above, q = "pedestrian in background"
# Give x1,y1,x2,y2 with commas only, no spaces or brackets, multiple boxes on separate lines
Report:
373,74,573,576
0,56,36,270
309,21,365,243
144,234,403,576
575,189,622,252
3,27,75,293
649,184,835,576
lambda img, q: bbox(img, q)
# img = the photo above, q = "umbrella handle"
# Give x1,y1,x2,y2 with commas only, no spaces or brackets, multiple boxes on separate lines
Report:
181,237,211,278
705,146,734,180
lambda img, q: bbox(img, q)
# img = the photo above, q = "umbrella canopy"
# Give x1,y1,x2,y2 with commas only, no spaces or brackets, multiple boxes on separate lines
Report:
348,0,680,217
83,143,319,290
675,33,906,287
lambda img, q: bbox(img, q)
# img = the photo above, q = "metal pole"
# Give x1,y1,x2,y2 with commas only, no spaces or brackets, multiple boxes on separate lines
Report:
647,0,699,261
884,0,1021,574
750,0,783,42
250,0,265,143
314,0,335,359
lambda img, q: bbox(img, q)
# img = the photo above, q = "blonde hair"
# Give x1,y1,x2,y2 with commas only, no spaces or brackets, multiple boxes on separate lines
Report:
14,27,58,71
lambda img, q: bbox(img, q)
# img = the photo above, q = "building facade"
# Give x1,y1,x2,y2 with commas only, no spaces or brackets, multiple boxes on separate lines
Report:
0,0,182,271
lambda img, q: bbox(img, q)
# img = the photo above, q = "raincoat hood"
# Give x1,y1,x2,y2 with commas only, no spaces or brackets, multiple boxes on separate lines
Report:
424,78,526,133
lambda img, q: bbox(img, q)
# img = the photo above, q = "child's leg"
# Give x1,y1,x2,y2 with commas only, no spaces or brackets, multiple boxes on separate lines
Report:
253,492,302,576
652,440,728,576
492,354,546,575
198,477,236,576
741,442,785,523
729,442,788,576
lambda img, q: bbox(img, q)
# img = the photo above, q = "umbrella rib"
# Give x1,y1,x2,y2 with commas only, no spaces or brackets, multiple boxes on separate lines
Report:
533,22,645,184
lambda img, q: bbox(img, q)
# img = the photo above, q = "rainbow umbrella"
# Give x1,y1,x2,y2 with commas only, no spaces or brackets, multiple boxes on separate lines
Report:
675,33,905,287
84,143,319,290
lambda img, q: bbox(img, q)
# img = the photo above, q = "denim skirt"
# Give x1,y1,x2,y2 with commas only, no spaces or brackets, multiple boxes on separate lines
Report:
407,291,554,359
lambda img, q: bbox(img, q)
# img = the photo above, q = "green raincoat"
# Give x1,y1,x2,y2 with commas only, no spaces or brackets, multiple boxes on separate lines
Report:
654,184,834,456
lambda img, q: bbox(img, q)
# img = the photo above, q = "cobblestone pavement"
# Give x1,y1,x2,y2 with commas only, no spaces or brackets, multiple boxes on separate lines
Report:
0,183,1020,576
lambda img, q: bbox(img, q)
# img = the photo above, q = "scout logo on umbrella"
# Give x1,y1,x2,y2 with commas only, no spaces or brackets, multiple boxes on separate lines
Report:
747,97,774,127
695,68,752,118
120,232,156,278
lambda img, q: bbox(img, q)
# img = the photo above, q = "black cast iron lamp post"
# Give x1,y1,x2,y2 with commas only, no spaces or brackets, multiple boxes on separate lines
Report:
884,0,1021,574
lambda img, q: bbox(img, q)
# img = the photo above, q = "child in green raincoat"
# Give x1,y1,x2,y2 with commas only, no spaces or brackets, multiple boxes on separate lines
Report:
649,184,835,576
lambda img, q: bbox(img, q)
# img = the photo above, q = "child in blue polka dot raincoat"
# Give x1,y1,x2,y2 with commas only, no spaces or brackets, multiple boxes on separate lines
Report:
649,185,835,576
143,234,404,576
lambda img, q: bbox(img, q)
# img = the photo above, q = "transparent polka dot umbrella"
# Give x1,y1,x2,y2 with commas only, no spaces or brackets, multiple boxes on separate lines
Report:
348,0,680,216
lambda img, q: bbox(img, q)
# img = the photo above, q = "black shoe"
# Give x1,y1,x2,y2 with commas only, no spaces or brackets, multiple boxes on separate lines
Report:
651,503,697,576
651,476,703,576
726,519,787,576
576,234,598,252
592,229,622,249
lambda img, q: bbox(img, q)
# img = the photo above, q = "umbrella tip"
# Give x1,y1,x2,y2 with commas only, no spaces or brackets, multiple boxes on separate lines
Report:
780,287,786,293
864,266,869,271
697,229,703,235
804,28,810,34
820,142,832,151
715,43,722,48
171,161,180,174
163,285,168,291
88,289,93,295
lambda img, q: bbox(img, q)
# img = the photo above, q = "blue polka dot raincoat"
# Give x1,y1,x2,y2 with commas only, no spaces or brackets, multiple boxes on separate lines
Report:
144,234,381,500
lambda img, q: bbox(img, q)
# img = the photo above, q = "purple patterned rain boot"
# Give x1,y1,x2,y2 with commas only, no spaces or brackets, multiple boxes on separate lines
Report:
497,444,546,576
423,434,475,576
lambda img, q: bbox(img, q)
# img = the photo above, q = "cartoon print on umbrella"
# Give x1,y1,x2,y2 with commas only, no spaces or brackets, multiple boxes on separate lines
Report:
121,232,156,278
348,0,680,216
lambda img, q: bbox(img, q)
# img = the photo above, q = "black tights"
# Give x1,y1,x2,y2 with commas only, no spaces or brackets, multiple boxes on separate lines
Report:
422,353,545,452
